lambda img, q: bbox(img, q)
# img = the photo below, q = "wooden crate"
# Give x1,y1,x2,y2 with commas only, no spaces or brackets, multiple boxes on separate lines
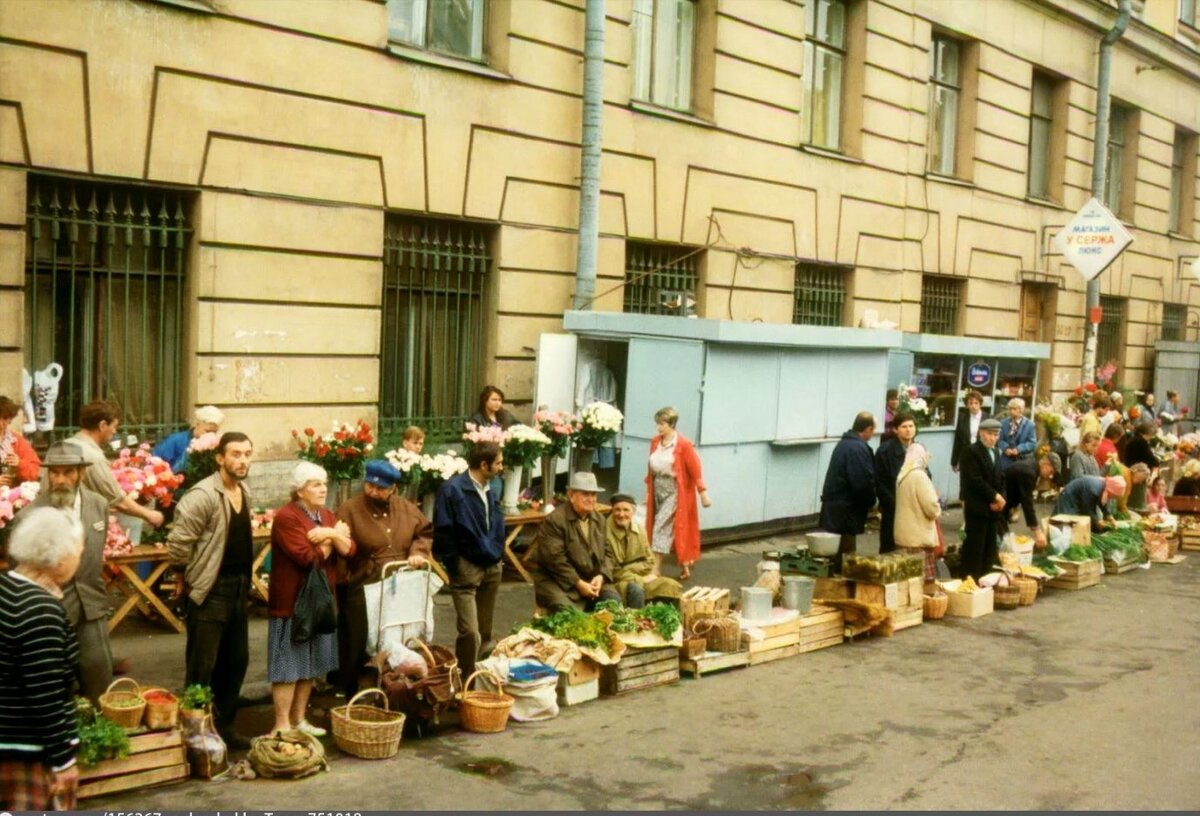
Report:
873,603,923,637
813,576,854,600
1103,558,1141,575
1046,558,1102,590
681,586,730,630
739,615,801,656
600,646,680,695
679,649,751,679
747,643,803,666
796,604,843,654
1180,529,1200,552
853,577,923,609
78,729,189,800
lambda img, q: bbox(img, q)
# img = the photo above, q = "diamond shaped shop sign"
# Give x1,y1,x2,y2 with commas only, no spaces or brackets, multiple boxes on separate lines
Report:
1052,197,1133,283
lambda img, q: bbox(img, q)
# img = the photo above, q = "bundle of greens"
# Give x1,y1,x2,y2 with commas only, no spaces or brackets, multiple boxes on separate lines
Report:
527,608,614,650
1056,544,1102,562
77,713,131,766
1091,527,1148,565
1031,554,1062,576
594,600,681,640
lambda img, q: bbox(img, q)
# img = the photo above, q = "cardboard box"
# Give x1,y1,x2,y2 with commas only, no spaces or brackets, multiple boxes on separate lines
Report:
937,581,994,618
1047,515,1091,547
855,581,899,608
565,657,599,686
813,576,853,600
557,674,598,706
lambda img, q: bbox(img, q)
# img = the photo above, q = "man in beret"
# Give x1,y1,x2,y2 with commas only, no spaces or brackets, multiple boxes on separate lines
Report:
531,472,621,613
958,417,1006,579
1003,452,1059,550
604,493,681,608
334,460,433,697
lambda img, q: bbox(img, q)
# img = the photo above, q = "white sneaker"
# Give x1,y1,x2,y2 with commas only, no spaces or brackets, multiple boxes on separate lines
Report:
295,719,326,737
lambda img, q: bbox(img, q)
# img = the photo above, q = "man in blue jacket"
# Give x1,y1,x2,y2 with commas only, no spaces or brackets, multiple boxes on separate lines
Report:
434,441,506,676
998,398,1037,473
819,412,878,569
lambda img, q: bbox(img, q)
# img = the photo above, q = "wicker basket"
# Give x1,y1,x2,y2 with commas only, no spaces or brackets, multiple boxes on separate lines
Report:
1012,575,1038,606
692,615,741,652
332,688,406,759
922,592,949,620
458,671,514,734
99,678,146,731
994,583,1021,610
141,687,179,730
683,634,708,660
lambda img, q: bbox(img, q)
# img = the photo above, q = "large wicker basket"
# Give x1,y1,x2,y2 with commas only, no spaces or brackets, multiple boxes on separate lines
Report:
922,592,949,620
331,688,405,759
99,678,146,731
141,687,179,730
458,671,514,734
1012,575,1038,606
994,583,1021,610
692,615,741,652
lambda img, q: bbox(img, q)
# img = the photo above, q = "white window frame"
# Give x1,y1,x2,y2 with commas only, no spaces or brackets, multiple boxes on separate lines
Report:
387,0,486,62
631,0,696,112
1027,73,1054,199
928,35,961,177
1104,105,1128,213
801,0,847,150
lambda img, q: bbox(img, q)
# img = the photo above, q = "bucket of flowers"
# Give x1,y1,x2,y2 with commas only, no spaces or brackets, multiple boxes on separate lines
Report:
462,422,510,455
184,431,221,486
293,420,375,504
500,425,552,514
110,444,185,547
533,410,578,503
414,451,469,519
573,402,624,472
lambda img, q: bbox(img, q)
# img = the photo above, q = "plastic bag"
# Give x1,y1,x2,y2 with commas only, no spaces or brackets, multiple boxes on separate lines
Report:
476,657,559,722
1048,524,1072,555
292,564,336,643
364,567,444,657
182,711,228,780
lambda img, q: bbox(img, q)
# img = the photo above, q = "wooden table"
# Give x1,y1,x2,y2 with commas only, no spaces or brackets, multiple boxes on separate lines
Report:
105,545,184,634
251,527,271,602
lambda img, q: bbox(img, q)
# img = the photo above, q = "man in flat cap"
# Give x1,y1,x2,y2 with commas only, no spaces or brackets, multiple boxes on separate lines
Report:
28,440,112,702
531,472,621,613
604,493,680,608
958,417,1006,579
333,459,433,697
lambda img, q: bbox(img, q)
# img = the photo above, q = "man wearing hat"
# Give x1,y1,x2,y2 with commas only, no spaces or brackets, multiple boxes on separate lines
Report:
530,472,621,613
957,417,1006,579
1003,452,1060,550
29,440,112,702
332,460,433,697
604,493,681,608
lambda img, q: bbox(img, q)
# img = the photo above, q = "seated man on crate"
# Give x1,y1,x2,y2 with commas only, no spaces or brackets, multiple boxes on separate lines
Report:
604,493,681,609
531,472,622,613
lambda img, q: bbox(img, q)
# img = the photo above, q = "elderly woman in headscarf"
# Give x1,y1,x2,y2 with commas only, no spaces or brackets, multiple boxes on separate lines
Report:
1055,474,1125,532
0,508,85,811
893,442,942,582
267,462,355,737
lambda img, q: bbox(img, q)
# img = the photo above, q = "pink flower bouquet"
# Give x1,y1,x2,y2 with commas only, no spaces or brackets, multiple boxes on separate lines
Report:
111,443,186,508
0,481,40,529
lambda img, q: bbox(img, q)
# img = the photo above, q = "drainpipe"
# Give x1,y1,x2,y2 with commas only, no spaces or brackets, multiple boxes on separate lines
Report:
573,0,605,310
1081,0,1131,385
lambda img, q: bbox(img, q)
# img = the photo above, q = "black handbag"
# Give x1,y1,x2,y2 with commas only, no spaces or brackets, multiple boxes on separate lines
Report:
292,564,337,643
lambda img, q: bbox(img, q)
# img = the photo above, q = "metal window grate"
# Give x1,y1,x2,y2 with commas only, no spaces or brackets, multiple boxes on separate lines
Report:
1097,295,1125,365
1162,302,1187,342
920,276,961,336
380,216,491,443
24,177,191,443
623,241,699,316
793,264,847,326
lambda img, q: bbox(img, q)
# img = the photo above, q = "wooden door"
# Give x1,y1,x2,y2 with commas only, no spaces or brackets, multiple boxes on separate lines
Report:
1020,283,1058,398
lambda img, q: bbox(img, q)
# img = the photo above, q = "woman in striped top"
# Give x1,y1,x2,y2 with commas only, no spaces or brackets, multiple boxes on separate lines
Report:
0,507,84,811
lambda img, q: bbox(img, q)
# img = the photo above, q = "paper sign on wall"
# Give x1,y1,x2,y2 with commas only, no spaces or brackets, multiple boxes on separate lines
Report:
1052,198,1132,283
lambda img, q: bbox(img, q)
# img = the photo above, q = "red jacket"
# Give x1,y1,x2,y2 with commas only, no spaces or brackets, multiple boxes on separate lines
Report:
268,502,355,619
7,434,41,483
1095,439,1118,470
644,433,707,564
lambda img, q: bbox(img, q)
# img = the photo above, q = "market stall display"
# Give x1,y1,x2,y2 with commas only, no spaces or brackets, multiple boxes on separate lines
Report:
599,646,681,694
937,578,994,618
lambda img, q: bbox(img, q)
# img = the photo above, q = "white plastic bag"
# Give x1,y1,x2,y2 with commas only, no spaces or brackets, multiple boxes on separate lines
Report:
1048,524,1072,555
475,656,560,722
363,565,444,658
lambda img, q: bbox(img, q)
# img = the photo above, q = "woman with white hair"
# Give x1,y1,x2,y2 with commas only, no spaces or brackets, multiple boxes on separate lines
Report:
0,508,84,810
266,462,355,737
152,404,225,476
998,397,1036,475
892,443,942,581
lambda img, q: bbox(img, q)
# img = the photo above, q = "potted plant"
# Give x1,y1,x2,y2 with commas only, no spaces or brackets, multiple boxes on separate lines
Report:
179,683,214,731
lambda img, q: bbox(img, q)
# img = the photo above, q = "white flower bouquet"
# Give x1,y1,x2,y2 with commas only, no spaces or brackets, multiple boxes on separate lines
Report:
503,424,552,469
575,402,624,449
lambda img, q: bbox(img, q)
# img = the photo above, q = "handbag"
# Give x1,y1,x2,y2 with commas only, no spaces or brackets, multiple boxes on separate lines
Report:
292,563,337,644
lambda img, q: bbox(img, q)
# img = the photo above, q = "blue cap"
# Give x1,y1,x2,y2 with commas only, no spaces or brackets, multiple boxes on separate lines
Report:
364,460,401,488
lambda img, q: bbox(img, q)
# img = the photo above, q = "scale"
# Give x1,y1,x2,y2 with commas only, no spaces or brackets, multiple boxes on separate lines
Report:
763,546,837,578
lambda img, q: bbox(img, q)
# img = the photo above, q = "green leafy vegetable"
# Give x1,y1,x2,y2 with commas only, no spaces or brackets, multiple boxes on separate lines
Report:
1058,544,1102,562
77,714,131,766
180,683,214,711
528,608,614,649
639,603,681,640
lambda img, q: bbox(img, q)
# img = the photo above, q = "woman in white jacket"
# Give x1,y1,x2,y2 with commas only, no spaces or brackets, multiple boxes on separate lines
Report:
894,443,942,581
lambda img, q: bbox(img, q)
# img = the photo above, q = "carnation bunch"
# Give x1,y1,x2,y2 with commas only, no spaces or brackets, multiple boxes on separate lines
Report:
534,410,579,459
416,451,468,494
184,431,221,485
574,402,624,449
111,444,185,508
292,419,375,483
0,481,40,529
504,424,553,469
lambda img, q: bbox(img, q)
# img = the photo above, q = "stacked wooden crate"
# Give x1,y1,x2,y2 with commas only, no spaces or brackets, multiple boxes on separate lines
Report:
78,729,189,800
1046,558,1103,590
796,604,844,653
852,576,923,637
600,647,680,696
739,613,802,666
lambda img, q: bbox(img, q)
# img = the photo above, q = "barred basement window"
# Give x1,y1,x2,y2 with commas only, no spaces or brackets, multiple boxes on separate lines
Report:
24,177,191,443
1162,302,1187,342
793,264,847,326
623,241,699,316
380,216,491,443
920,276,961,336
1097,295,1125,367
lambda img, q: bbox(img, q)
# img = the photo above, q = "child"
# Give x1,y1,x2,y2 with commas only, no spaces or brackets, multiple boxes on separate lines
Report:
1145,473,1168,513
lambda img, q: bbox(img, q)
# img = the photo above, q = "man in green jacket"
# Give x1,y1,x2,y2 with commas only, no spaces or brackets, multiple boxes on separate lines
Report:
531,473,621,613
604,493,680,608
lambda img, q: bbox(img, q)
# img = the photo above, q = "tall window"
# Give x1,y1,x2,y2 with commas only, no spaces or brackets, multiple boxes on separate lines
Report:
1183,0,1199,27
928,35,961,176
1169,129,1196,234
624,242,699,316
387,0,486,61
1104,104,1128,213
1028,73,1055,200
631,0,696,111
801,0,846,150
380,217,491,442
1162,303,1188,342
24,177,190,442
1097,295,1125,368
920,276,961,336
793,264,847,326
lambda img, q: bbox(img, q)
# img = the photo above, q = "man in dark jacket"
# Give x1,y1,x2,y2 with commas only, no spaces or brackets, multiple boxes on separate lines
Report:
433,441,505,677
951,390,988,471
1003,452,1058,550
874,412,916,554
819,412,878,566
531,472,621,612
958,418,1006,579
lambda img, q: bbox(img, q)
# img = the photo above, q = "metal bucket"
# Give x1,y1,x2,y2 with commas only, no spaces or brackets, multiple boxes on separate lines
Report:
805,531,841,558
781,576,814,614
740,586,773,621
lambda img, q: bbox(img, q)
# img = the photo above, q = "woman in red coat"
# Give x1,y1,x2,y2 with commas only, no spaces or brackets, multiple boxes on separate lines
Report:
644,407,711,581
0,397,41,486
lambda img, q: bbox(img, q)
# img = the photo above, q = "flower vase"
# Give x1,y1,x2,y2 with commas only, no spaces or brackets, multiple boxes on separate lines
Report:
572,447,595,475
327,479,353,510
502,465,524,515
540,452,557,506
117,512,143,547
421,492,436,523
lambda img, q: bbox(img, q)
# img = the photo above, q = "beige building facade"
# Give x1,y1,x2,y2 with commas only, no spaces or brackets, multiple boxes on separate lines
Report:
1,0,1198,461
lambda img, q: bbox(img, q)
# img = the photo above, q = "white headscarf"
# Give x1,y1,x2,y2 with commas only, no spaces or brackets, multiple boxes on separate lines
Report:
897,442,930,484
290,461,327,493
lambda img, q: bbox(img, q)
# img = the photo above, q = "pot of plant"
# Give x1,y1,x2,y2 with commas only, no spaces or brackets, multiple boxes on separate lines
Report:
179,684,214,731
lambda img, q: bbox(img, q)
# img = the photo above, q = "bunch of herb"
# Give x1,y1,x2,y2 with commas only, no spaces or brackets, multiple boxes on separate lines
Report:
639,603,682,640
1058,544,1102,562
76,715,130,766
180,683,214,711
1031,554,1062,576
594,599,638,632
528,608,613,650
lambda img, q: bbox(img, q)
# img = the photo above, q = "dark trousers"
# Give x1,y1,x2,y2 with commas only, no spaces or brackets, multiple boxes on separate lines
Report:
835,534,857,575
185,574,249,733
878,502,896,554
75,618,113,704
449,559,503,678
961,513,999,580
334,584,369,698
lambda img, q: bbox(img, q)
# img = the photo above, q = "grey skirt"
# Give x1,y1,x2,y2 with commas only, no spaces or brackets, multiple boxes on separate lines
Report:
267,616,339,684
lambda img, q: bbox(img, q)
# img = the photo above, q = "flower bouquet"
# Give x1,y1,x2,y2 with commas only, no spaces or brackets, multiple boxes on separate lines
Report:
895,383,929,426
462,422,510,455
292,420,375,483
111,444,186,508
574,402,624,449
184,431,221,485
0,481,39,529
383,448,424,484
533,410,579,459
417,451,468,495
251,507,276,533
504,424,552,469
103,514,133,559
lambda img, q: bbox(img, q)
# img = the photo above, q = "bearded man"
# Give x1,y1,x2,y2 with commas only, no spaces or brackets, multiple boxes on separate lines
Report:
334,460,433,697
30,440,112,703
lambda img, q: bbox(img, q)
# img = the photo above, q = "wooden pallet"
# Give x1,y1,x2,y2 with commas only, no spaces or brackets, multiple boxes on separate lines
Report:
1103,558,1142,574
796,604,844,654
740,614,801,656
600,646,680,695
679,649,751,678
78,729,189,800
747,643,803,666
